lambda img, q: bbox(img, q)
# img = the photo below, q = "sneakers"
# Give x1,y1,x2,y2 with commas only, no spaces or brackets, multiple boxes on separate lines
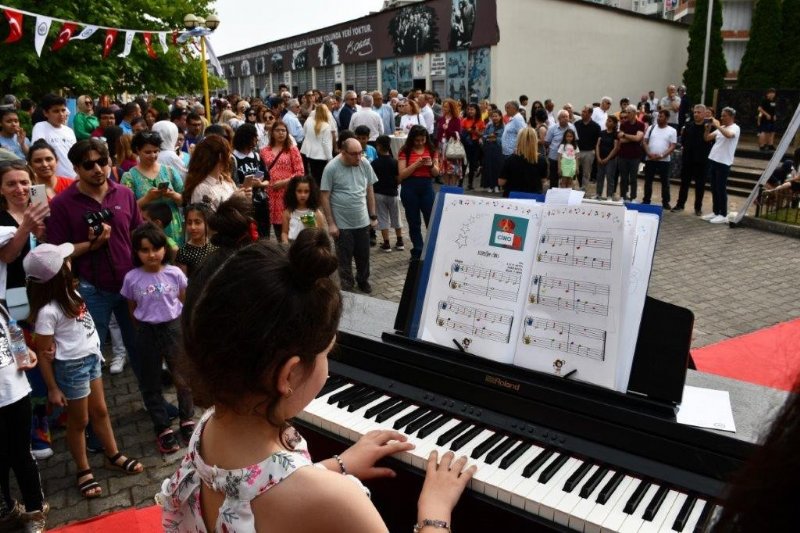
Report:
395,238,405,251
671,206,684,212
109,356,125,375
0,501,22,531
700,213,716,221
157,429,181,454
357,282,372,294
380,241,392,253
709,214,728,224
179,421,196,445
31,447,54,460
19,502,48,533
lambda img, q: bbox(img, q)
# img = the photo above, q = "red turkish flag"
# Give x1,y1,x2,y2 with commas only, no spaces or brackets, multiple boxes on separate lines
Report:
102,29,117,59
142,32,157,59
50,22,77,52
172,30,179,46
3,9,23,44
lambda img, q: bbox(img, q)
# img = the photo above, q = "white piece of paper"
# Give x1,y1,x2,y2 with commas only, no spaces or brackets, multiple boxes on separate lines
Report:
676,386,737,433
545,188,584,205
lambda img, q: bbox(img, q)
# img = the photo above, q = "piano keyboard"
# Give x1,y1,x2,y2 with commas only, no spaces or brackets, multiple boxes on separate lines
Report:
297,375,720,533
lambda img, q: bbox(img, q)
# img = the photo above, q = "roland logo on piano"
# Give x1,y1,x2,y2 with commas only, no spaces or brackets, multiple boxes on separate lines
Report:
484,374,521,391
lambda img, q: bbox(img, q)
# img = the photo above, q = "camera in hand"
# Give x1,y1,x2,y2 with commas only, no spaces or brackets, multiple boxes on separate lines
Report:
84,209,113,236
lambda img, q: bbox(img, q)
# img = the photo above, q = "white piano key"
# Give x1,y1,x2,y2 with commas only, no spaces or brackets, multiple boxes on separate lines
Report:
525,457,582,516
509,451,561,510
329,395,393,440
656,492,689,533
598,477,641,533
467,434,512,495
553,464,599,527
495,445,546,505
567,469,616,532
584,475,635,533
480,441,532,500
680,499,707,533
537,459,588,522
618,483,660,533
638,490,681,533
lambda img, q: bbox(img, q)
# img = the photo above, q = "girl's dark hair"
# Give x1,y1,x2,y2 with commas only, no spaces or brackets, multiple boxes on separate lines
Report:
534,109,548,125
101,126,124,163
184,135,232,204
132,222,171,266
284,175,319,211
561,129,577,146
184,203,213,238
182,229,341,424
336,129,355,150
401,125,436,161
232,123,259,152
209,194,254,249
26,262,82,324
466,103,480,117
131,131,163,153
714,377,800,531
144,202,173,229
26,139,57,165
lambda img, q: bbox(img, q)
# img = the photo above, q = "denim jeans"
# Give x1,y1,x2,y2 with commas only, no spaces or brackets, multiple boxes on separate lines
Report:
77,280,140,380
596,158,618,198
335,226,371,287
400,178,435,259
707,160,731,216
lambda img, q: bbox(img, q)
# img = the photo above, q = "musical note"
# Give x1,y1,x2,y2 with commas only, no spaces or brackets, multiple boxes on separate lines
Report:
521,315,606,361
435,298,514,343
536,230,613,271
528,275,611,317
447,260,522,302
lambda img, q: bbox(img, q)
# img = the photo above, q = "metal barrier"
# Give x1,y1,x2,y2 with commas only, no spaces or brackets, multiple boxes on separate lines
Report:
755,186,800,225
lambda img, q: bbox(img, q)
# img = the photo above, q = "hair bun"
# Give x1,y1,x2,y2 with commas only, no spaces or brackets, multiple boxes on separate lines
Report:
289,229,337,284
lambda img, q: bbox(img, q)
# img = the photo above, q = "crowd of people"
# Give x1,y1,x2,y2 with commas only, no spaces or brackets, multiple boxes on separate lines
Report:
0,81,786,532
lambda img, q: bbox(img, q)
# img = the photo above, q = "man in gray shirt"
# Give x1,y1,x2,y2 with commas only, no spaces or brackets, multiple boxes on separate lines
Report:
320,138,379,293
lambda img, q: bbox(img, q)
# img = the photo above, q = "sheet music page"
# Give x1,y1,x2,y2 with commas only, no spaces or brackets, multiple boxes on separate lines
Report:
513,203,627,390
419,195,542,363
617,212,659,390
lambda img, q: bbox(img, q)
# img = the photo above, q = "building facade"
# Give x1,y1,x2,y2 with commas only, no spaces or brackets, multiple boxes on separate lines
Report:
219,0,689,107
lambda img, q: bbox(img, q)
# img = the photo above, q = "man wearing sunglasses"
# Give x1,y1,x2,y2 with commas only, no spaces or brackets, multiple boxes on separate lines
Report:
46,139,144,384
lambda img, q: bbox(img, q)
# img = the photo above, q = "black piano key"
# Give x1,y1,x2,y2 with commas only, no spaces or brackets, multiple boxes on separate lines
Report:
416,415,451,438
374,401,412,423
317,377,345,397
596,471,625,505
563,461,593,493
436,421,473,446
328,384,365,405
406,412,441,435
450,426,484,451
471,433,504,460
693,501,713,533
499,441,532,469
347,390,382,412
485,437,517,465
337,387,374,408
538,453,569,483
522,448,555,478
643,485,670,521
392,407,430,430
579,466,609,498
364,397,401,419
623,480,651,514
672,495,697,531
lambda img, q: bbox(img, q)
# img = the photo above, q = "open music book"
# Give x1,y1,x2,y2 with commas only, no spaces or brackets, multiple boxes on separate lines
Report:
415,193,659,392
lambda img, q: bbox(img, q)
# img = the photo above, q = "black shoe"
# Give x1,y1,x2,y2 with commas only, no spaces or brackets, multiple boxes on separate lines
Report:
341,282,355,292
694,209,702,216
380,241,392,253
641,200,651,205
769,145,776,151
662,203,672,210
165,401,179,421
395,238,405,251
358,282,372,294
759,145,767,151
671,206,684,212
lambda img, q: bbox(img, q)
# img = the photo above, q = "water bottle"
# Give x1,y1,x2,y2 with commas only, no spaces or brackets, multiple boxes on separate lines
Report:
8,319,29,368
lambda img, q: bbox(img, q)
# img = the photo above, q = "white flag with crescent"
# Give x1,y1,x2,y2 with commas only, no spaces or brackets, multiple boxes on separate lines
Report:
34,16,52,57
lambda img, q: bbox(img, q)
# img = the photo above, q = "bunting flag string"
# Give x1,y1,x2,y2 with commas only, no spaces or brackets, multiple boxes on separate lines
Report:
0,2,217,64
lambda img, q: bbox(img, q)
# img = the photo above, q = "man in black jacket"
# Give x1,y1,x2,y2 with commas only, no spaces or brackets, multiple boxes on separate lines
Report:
673,104,712,215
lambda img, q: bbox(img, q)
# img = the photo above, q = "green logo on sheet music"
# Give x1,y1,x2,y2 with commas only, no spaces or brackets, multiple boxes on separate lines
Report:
489,215,528,251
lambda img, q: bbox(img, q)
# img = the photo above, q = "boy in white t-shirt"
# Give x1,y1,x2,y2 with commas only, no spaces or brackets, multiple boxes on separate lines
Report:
31,94,76,178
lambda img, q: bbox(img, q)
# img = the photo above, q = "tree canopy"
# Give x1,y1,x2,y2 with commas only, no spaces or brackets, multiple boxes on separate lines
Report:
737,0,782,88
683,0,727,106
779,0,800,87
0,0,223,99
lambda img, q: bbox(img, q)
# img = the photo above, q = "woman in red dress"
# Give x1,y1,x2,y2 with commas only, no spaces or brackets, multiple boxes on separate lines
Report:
260,120,304,238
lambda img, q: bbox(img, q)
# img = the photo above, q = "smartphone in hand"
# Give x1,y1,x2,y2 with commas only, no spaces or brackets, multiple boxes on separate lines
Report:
30,184,47,207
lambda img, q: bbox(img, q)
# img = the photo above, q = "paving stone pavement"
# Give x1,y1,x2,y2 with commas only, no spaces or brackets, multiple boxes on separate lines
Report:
22,178,800,529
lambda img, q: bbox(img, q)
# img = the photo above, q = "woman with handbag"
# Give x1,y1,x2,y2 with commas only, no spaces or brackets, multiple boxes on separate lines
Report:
260,120,305,238
434,99,464,187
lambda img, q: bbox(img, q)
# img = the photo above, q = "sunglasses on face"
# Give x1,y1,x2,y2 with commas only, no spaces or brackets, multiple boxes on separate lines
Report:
266,116,275,121
80,157,108,170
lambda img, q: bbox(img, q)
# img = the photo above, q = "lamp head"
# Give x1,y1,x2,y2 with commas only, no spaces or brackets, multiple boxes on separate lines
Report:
205,15,220,31
183,14,197,30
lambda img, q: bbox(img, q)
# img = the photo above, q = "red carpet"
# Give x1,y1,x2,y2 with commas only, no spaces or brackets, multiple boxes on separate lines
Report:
50,505,161,532
692,318,800,391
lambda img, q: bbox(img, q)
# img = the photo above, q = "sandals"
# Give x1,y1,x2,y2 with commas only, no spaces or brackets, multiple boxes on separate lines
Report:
157,429,181,454
77,469,102,499
104,452,144,474
179,421,196,444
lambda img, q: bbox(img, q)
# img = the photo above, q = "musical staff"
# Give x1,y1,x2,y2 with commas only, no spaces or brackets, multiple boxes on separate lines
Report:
536,230,613,271
435,298,514,344
529,275,610,317
521,315,606,361
448,261,522,302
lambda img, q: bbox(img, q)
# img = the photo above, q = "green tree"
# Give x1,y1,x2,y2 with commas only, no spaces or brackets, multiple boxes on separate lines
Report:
779,0,800,87
683,0,727,105
737,0,782,88
0,0,222,99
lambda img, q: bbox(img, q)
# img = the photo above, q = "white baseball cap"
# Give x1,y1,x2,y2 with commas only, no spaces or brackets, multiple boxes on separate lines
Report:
23,243,74,283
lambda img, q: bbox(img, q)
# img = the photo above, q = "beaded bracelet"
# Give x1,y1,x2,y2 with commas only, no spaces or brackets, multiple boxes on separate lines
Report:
332,454,347,475
413,519,451,532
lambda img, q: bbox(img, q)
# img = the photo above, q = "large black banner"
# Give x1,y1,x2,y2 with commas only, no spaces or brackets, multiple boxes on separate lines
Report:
222,0,498,74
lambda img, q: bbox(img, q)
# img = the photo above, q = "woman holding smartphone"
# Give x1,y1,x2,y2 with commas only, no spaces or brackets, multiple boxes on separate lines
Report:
397,125,440,260
120,131,185,245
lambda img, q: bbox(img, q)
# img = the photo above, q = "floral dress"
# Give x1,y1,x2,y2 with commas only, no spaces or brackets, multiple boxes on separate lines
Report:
260,146,304,225
158,408,369,532
121,165,185,245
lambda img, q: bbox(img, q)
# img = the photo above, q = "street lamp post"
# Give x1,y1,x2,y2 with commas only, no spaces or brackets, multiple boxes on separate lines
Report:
184,13,220,123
